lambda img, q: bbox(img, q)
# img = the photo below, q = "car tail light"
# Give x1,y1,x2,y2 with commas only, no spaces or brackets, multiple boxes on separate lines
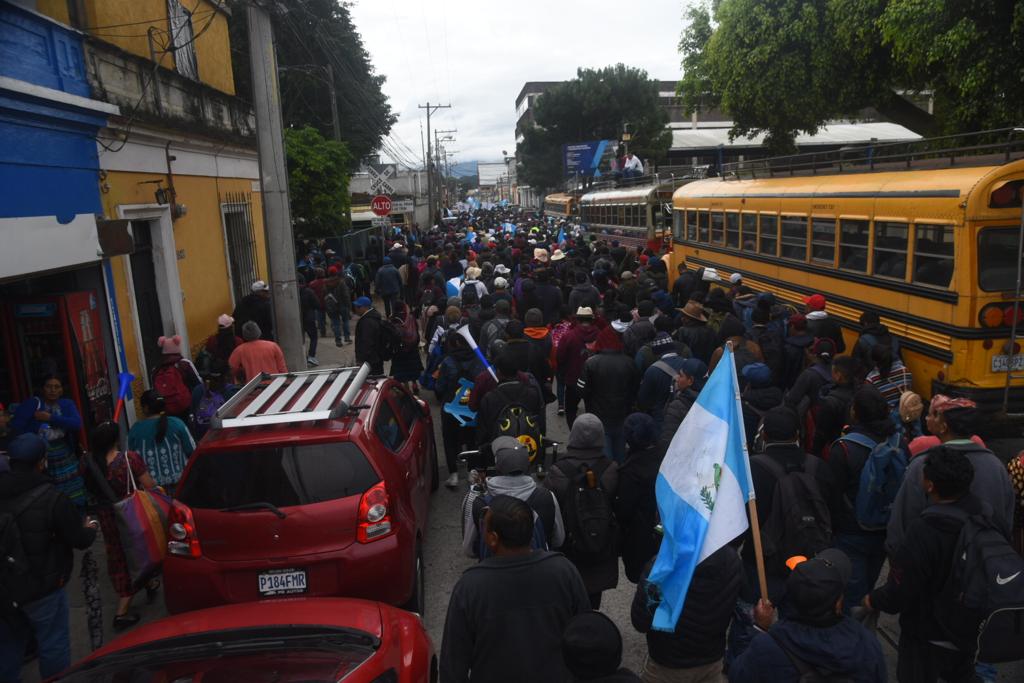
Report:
168,502,202,558
357,481,393,543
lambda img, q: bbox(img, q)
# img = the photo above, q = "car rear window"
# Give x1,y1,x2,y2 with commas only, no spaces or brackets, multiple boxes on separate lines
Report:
178,443,378,510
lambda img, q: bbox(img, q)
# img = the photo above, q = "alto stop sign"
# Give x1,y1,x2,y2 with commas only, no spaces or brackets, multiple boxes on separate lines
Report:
370,195,392,217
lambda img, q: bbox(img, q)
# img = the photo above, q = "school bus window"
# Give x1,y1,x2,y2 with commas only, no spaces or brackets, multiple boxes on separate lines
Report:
780,216,808,261
634,205,643,227
759,214,778,255
672,211,684,240
686,209,697,241
978,227,1024,291
741,213,757,251
873,221,908,279
711,212,724,244
699,210,710,242
725,212,740,248
839,219,869,272
913,224,955,288
811,218,836,264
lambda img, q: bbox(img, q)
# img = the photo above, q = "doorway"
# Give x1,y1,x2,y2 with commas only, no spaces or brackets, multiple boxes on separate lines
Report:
129,220,164,379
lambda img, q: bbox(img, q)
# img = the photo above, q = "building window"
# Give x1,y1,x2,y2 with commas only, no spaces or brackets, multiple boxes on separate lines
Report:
759,214,778,256
913,223,955,288
221,192,261,304
780,216,808,261
839,219,869,272
873,221,909,279
167,0,199,80
811,217,836,265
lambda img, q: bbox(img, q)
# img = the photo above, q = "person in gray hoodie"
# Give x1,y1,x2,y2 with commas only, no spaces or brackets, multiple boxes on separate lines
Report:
462,437,565,558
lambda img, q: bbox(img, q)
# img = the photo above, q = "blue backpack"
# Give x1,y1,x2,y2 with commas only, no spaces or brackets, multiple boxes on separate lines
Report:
837,431,908,530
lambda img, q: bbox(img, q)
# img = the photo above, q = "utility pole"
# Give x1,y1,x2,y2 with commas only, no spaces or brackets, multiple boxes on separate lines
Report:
435,129,456,210
247,1,304,370
417,102,451,225
325,63,341,142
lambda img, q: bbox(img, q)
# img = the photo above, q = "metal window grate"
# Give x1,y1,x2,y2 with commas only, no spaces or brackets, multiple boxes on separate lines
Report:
221,191,260,304
212,364,372,429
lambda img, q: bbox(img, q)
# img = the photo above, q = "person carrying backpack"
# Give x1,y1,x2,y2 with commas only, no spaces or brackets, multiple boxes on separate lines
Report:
149,335,201,424
0,434,97,682
543,413,619,609
436,332,485,489
810,355,862,457
822,385,906,609
865,446,997,681
461,437,564,559
476,349,546,457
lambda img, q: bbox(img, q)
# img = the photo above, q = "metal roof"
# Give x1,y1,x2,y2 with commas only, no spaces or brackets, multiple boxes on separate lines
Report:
579,185,658,205
671,122,922,151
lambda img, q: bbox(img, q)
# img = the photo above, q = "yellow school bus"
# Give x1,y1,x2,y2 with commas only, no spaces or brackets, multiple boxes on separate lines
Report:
543,192,577,220
671,133,1024,432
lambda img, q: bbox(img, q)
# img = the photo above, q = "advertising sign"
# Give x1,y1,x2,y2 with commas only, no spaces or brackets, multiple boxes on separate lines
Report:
563,140,616,178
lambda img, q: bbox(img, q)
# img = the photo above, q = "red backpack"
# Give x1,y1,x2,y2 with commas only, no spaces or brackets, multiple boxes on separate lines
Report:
153,362,192,414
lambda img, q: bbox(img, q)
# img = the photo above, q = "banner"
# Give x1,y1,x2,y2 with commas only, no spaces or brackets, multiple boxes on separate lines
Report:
563,140,616,178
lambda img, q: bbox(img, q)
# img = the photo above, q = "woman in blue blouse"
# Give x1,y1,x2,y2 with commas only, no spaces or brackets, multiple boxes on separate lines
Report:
127,390,195,492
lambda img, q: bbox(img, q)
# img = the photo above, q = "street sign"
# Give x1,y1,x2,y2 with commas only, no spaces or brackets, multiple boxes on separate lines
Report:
370,195,392,216
390,199,414,213
368,165,396,195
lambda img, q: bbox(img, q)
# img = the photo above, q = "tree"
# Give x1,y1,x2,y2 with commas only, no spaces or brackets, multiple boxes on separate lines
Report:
516,64,672,191
679,0,1024,150
285,126,353,237
230,0,396,166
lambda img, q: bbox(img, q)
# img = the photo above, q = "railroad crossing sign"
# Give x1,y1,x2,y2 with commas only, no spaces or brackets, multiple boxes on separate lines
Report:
370,195,393,217
368,164,395,195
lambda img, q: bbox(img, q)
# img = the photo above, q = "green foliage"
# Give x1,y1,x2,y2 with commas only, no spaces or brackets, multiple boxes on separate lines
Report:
230,0,396,166
516,64,672,191
285,126,353,237
678,0,1024,149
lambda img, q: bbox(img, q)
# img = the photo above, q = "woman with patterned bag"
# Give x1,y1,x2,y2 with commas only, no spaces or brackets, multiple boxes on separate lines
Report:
84,421,163,631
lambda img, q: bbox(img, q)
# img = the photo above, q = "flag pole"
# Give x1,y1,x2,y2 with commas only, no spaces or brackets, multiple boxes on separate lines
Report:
728,341,769,602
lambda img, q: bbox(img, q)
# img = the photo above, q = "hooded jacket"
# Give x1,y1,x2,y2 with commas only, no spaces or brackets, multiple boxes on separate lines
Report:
622,318,656,358
811,381,857,456
567,282,601,313
460,475,566,557
728,614,886,682
782,332,814,390
374,263,403,296
440,551,590,683
806,310,846,353
853,323,899,368
579,332,639,425
0,469,96,602
557,323,600,384
354,307,384,374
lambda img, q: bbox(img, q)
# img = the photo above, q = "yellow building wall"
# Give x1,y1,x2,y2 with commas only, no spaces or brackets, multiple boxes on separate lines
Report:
35,0,69,24
69,0,235,95
100,171,266,394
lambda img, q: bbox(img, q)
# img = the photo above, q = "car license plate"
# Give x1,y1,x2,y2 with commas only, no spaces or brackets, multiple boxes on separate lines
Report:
257,569,307,596
991,354,1024,372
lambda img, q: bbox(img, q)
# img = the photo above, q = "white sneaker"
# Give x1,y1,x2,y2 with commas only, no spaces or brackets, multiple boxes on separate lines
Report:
307,356,320,366
444,472,459,489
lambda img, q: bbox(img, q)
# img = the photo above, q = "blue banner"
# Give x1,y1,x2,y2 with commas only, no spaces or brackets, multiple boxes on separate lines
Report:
563,140,616,178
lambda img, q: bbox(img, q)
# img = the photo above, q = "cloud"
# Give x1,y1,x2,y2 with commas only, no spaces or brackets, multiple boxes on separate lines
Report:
348,0,686,166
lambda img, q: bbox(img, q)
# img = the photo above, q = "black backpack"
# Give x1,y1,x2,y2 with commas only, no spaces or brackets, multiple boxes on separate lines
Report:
769,632,854,682
493,384,543,463
563,460,617,559
754,328,785,383
756,454,832,574
0,484,52,617
923,505,1024,662
461,282,481,308
379,318,405,361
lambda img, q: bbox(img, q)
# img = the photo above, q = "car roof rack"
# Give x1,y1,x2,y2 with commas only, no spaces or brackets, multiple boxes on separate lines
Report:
722,127,1024,180
210,363,373,430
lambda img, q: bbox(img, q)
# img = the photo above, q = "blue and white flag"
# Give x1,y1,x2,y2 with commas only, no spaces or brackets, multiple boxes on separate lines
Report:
557,226,566,244
648,346,755,631
446,275,463,298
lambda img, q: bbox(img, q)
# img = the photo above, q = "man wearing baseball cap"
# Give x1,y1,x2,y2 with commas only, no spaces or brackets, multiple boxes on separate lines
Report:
232,279,274,341
729,549,886,681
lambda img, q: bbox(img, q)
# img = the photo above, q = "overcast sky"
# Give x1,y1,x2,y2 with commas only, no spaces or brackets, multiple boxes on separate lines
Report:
348,0,689,168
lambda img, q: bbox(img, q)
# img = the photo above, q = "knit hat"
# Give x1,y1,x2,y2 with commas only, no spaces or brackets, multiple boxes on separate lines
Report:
650,332,674,353
524,308,544,327
624,413,657,450
493,436,530,475
217,314,234,329
786,549,852,620
241,321,262,341
158,335,182,356
562,611,623,680
568,413,605,450
353,296,373,309
7,433,47,464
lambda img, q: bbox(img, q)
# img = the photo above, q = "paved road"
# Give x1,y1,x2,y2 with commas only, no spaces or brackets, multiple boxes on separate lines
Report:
23,323,1022,680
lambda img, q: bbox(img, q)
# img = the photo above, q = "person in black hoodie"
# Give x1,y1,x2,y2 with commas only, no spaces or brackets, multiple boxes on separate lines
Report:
441,495,590,683
232,280,274,340
865,446,981,682
615,413,662,583
435,329,485,488
781,314,814,391
578,324,639,463
658,358,707,452
810,355,861,456
353,297,384,374
0,434,97,681
821,385,897,609
729,548,886,682
852,309,900,369
740,363,784,453
567,271,601,313
633,544,742,681
784,337,835,432
563,611,642,682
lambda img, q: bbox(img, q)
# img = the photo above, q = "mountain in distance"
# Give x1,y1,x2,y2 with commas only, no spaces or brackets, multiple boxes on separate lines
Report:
449,160,479,178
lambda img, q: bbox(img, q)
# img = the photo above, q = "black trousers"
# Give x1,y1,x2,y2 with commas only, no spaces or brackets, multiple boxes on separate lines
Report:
896,634,977,683
441,411,473,475
564,383,583,428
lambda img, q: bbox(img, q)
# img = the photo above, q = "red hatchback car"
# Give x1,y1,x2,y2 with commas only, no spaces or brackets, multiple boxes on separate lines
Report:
163,364,437,615
53,598,436,682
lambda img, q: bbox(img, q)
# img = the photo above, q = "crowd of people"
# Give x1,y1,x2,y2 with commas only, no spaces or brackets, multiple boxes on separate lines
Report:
2,205,1024,682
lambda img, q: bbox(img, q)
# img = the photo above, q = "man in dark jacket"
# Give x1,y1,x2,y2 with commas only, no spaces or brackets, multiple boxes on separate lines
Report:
476,350,546,447
0,434,97,681
804,293,846,353
567,272,601,314
436,333,485,488
674,300,717,366
781,313,814,390
853,309,900,369
353,297,384,375
578,326,639,462
810,355,860,456
671,262,698,306
740,362,784,453
298,275,321,366
636,334,689,429
622,300,657,358
374,256,403,317
441,495,590,683
658,358,706,451
865,446,981,681
533,269,563,325
729,548,887,682
633,545,742,681
232,279,274,340
543,414,619,609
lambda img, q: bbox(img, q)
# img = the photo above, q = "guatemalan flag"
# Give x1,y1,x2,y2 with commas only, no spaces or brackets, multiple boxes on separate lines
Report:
648,345,755,631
